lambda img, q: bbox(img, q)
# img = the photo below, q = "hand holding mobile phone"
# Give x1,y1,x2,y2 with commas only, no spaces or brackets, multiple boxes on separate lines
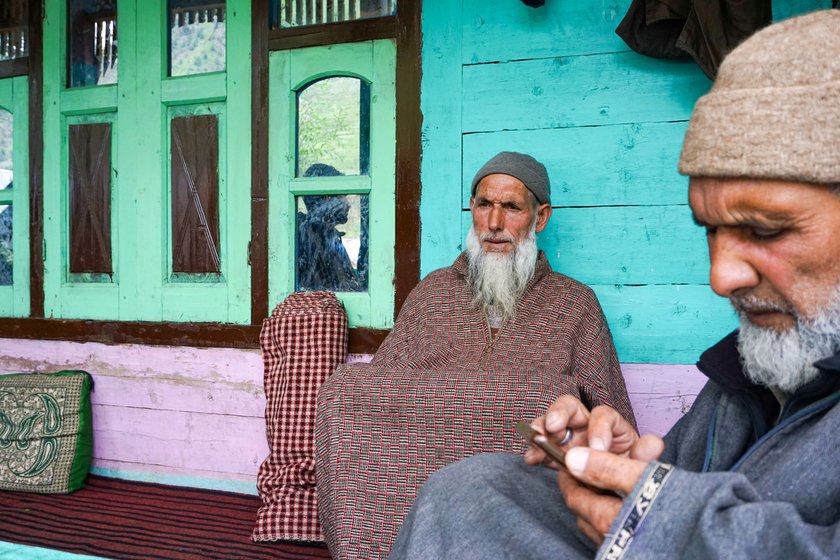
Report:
515,421,570,464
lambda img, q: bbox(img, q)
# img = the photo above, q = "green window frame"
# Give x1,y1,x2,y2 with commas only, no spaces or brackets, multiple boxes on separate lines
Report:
42,0,251,323
268,40,396,328
0,75,30,316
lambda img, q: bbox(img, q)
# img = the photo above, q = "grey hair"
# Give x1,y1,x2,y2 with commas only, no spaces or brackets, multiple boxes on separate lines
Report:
525,188,540,210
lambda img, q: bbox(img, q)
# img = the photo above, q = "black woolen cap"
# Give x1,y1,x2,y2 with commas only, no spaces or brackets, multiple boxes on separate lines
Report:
470,151,551,205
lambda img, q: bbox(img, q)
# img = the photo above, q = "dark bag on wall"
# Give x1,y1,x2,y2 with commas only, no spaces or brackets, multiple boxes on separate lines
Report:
616,0,772,79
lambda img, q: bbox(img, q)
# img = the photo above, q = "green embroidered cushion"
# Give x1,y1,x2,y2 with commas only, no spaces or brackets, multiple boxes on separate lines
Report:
0,370,93,493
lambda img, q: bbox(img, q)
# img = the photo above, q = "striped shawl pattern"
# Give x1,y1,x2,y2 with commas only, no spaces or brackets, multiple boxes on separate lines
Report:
316,251,634,559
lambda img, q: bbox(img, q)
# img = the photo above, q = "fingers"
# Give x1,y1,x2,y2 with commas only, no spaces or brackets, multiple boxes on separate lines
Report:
524,395,590,467
564,447,648,497
587,405,638,454
558,468,622,542
542,395,591,442
629,434,665,462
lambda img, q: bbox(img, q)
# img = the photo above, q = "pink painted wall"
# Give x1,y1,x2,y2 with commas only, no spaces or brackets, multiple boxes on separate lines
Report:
0,338,707,491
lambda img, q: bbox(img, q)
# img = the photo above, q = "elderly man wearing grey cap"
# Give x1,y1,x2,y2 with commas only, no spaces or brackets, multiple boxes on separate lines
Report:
371,150,636,425
390,9,840,560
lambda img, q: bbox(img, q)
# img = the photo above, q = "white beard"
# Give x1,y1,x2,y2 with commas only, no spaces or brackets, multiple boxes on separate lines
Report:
464,225,538,323
735,285,840,394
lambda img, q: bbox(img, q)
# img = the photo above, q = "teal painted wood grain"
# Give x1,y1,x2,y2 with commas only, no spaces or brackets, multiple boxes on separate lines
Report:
0,543,111,560
462,51,710,133
462,122,690,208
593,284,736,363
462,0,631,64
774,1,832,19
544,205,708,285
463,0,830,65
419,0,465,276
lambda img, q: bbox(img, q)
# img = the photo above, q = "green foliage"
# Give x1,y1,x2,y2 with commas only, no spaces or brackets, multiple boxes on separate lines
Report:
170,19,226,77
297,77,362,175
0,110,13,175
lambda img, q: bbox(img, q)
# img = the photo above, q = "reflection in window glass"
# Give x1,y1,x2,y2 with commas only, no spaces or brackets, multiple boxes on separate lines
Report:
169,1,226,77
68,0,118,87
0,205,11,286
0,109,11,190
295,194,368,292
271,0,396,29
297,77,370,177
0,1,29,61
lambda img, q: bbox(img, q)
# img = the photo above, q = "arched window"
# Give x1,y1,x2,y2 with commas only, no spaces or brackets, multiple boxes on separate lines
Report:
0,107,13,287
0,75,29,316
268,41,396,327
294,76,370,293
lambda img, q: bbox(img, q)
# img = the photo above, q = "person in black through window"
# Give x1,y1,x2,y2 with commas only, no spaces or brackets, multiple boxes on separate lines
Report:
296,163,366,292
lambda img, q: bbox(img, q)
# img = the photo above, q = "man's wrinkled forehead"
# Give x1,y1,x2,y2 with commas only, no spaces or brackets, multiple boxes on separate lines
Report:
688,176,838,218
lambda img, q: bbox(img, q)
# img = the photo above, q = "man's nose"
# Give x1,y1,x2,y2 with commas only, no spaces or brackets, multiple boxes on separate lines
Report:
708,229,760,297
487,205,504,231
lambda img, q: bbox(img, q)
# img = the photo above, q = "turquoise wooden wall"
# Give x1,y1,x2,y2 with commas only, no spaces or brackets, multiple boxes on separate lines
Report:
419,0,830,364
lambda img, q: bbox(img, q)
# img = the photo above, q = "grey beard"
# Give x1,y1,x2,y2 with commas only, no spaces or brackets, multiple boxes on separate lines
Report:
464,225,538,323
735,286,840,394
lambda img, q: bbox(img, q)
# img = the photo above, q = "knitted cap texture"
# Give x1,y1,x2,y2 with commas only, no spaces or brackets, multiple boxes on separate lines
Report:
679,10,840,183
471,151,551,205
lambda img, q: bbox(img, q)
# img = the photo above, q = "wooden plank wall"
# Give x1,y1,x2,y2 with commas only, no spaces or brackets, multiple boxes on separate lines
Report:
0,338,267,493
419,0,830,364
0,338,705,491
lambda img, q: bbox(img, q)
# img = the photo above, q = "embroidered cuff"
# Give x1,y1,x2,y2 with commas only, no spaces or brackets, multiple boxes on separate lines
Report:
597,462,675,560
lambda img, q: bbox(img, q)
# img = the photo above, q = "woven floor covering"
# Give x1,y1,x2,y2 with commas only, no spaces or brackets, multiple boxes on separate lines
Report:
0,475,332,560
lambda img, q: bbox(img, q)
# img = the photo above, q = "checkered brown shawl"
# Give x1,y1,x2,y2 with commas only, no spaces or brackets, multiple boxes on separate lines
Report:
315,252,634,559
252,292,348,543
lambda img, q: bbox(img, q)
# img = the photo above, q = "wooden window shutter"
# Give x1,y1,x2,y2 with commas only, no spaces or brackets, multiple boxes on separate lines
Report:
68,122,112,274
171,114,220,273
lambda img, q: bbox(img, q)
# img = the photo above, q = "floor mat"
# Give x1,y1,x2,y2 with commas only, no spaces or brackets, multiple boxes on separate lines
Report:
0,475,331,560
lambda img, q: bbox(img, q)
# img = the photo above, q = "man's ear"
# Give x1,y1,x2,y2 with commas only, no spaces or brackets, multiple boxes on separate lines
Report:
469,196,475,210
534,203,552,233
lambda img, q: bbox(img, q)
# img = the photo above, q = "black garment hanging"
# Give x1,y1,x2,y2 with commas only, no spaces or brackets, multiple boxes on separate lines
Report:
616,0,772,79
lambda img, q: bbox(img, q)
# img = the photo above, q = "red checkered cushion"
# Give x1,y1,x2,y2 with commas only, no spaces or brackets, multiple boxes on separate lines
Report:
252,292,348,543
315,364,572,559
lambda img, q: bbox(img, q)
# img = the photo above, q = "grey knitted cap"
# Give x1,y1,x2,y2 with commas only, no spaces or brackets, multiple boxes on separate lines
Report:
679,10,840,183
471,151,551,204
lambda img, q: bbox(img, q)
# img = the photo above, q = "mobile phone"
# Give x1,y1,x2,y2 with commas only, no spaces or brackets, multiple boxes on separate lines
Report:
515,421,567,464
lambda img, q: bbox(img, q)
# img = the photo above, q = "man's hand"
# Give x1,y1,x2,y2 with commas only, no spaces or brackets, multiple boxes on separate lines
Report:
558,435,665,545
523,395,639,468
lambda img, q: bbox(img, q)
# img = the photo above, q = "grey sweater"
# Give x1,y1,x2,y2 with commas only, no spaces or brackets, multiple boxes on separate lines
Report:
598,331,840,559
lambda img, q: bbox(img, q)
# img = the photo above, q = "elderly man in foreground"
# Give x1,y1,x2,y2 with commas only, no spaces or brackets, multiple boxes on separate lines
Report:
390,10,840,560
373,150,635,423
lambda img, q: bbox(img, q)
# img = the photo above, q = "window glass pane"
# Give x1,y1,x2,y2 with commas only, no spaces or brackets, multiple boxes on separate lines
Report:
0,109,11,190
0,204,11,286
169,1,226,77
296,193,368,292
270,0,396,29
68,0,118,88
297,77,369,177
0,1,29,61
